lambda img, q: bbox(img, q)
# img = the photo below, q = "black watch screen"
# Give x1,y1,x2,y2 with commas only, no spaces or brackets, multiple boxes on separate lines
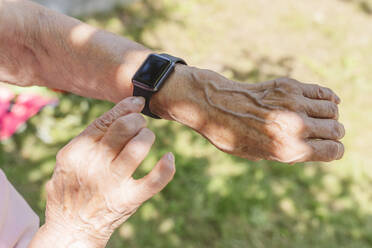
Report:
133,54,171,88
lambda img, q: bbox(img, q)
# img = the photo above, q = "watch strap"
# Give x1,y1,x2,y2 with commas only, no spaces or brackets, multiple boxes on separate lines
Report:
133,86,161,119
159,53,187,65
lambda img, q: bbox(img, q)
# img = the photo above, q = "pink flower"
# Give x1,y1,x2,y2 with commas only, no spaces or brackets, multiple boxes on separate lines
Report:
0,87,58,140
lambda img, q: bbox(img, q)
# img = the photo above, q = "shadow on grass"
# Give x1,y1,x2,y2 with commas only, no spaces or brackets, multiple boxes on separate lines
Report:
1,0,371,247
79,0,180,49
223,51,294,83
339,0,372,15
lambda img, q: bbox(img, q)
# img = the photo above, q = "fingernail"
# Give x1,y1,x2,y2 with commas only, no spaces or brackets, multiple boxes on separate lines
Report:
167,152,175,162
132,96,145,105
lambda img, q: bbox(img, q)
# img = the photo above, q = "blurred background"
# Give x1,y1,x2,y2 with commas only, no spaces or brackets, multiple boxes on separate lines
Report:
1,0,372,247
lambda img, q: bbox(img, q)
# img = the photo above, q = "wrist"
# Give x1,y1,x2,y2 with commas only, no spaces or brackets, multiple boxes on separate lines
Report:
150,65,231,130
30,221,109,248
149,64,202,122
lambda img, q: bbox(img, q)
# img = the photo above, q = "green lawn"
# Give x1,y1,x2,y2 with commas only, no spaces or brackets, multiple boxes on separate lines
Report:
1,0,372,247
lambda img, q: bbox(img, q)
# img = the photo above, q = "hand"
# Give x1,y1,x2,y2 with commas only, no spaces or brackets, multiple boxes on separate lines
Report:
30,97,175,247
151,67,345,163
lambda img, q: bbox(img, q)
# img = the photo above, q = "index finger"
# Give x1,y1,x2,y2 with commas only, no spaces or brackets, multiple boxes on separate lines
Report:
80,96,145,141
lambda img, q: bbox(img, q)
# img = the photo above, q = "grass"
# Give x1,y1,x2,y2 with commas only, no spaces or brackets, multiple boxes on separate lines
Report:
1,0,372,247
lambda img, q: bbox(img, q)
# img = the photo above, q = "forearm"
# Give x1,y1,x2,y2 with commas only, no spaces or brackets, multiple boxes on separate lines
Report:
0,0,212,110
0,0,151,102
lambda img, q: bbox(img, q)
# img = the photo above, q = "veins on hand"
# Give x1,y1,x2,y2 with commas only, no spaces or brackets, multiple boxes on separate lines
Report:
203,80,277,123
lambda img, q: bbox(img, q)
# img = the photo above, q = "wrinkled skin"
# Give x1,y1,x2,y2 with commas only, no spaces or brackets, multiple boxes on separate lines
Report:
31,97,175,247
201,76,345,163
153,68,345,163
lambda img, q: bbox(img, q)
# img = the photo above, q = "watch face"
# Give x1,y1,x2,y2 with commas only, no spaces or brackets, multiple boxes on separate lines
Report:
133,54,171,88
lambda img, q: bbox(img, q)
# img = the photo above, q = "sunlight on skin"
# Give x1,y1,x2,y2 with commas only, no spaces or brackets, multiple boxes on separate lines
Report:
69,24,97,47
116,49,151,93
265,110,312,163
201,120,237,152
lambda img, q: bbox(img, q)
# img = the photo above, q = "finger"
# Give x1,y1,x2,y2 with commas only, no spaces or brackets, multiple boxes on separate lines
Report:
305,117,345,140
305,140,344,162
131,153,175,203
80,97,145,141
100,113,147,157
300,83,341,104
303,98,339,119
111,128,155,178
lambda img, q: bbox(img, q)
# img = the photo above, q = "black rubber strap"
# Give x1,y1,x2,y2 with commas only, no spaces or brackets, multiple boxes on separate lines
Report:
159,53,187,65
133,53,187,119
133,86,161,119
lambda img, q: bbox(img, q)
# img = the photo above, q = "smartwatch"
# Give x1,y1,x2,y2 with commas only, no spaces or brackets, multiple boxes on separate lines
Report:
132,53,187,119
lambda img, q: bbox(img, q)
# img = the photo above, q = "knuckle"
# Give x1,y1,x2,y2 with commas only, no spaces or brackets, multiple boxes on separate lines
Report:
93,112,116,132
275,77,302,93
292,96,306,112
318,86,332,99
278,77,298,85
267,111,305,136
271,138,310,163
316,86,323,98
109,106,123,119
275,77,288,87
